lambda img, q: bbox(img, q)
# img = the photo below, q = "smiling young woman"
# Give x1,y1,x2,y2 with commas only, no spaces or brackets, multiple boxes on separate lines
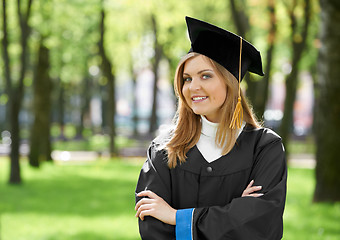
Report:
135,16,287,240
182,55,227,123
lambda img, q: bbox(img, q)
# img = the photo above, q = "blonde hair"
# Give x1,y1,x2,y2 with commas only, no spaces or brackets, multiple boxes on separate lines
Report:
165,53,260,168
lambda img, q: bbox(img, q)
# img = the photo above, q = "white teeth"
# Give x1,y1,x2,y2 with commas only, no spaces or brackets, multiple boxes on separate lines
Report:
192,96,207,101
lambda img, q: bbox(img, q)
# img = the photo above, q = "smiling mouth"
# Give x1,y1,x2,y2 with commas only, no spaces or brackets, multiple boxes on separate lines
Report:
192,96,208,102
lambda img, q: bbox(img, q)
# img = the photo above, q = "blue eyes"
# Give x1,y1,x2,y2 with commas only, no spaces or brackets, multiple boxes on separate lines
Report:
202,74,211,79
183,74,211,82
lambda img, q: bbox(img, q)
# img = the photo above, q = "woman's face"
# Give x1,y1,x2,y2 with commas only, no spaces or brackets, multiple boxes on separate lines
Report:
182,55,227,123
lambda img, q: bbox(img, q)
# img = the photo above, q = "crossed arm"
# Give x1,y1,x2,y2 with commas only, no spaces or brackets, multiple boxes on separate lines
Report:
135,180,263,225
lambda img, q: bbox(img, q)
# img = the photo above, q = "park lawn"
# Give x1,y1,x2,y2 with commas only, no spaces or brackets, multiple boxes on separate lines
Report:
0,158,340,240
0,158,142,240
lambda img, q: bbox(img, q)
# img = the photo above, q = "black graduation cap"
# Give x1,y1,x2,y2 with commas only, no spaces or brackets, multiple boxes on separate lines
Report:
186,16,264,82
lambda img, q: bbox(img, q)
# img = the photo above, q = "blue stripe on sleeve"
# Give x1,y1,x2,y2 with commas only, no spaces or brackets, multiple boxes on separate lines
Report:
176,208,194,240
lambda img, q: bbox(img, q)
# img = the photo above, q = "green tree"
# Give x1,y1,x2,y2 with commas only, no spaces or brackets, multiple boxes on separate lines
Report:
1,0,34,184
313,0,340,202
124,0,192,135
149,13,163,134
279,0,311,150
129,56,139,137
98,0,117,156
256,0,278,119
28,39,52,167
229,0,279,121
1,0,11,131
229,0,260,110
28,0,53,167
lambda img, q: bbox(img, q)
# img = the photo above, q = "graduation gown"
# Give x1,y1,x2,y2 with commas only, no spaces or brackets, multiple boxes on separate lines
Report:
135,125,287,240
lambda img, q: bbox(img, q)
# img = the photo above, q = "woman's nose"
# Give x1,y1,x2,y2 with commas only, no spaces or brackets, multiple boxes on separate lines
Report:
189,78,201,91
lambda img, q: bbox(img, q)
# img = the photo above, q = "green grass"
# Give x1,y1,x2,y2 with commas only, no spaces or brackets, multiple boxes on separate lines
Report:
1,158,339,240
284,168,340,239
288,138,315,155
0,158,143,240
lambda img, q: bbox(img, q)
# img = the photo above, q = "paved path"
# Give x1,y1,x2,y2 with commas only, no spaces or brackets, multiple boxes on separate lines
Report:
288,154,315,169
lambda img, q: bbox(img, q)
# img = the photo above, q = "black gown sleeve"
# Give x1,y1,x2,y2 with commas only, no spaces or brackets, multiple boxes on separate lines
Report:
135,143,175,240
192,129,287,240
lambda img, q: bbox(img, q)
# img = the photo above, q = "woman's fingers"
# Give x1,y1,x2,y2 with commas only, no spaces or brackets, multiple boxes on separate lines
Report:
139,209,153,221
249,193,264,197
246,179,254,189
135,190,159,211
249,185,262,193
242,180,263,197
135,197,153,211
137,190,160,199
135,190,159,218
243,186,262,195
134,190,177,225
135,203,153,220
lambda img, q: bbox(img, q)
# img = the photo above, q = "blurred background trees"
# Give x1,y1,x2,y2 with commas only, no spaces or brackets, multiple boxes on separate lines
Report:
313,0,340,202
1,0,34,183
0,0,338,202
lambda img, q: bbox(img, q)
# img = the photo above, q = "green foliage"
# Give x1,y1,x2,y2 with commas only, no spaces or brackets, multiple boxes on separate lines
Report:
50,123,61,138
1,0,321,92
1,0,321,136
63,124,77,139
82,128,93,138
0,158,339,239
89,134,110,151
0,94,9,105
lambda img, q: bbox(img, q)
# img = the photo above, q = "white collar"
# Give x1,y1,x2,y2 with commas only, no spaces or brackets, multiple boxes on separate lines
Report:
200,115,246,138
201,115,219,137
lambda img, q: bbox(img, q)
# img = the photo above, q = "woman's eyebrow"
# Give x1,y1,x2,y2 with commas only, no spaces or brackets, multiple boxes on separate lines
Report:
183,69,213,76
198,69,213,74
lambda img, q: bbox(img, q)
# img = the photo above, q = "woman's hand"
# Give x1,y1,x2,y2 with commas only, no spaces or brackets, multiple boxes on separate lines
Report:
242,180,264,197
135,190,177,225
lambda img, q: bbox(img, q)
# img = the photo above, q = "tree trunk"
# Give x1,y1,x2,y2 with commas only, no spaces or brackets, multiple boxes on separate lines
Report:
229,0,260,116
29,40,52,167
256,0,277,119
229,0,249,38
1,0,11,131
57,81,66,140
1,0,20,183
279,0,311,150
98,3,116,157
7,0,34,184
76,75,91,138
107,70,115,156
229,0,277,121
313,0,340,202
130,59,139,137
9,96,21,183
149,14,162,135
100,85,108,131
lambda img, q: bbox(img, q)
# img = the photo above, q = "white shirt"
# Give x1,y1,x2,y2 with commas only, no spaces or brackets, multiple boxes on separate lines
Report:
196,116,245,163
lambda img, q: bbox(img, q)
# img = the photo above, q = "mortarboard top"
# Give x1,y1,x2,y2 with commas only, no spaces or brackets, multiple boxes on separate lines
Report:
185,16,264,82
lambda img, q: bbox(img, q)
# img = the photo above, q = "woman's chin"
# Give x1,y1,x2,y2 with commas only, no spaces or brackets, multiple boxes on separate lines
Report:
192,110,204,116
